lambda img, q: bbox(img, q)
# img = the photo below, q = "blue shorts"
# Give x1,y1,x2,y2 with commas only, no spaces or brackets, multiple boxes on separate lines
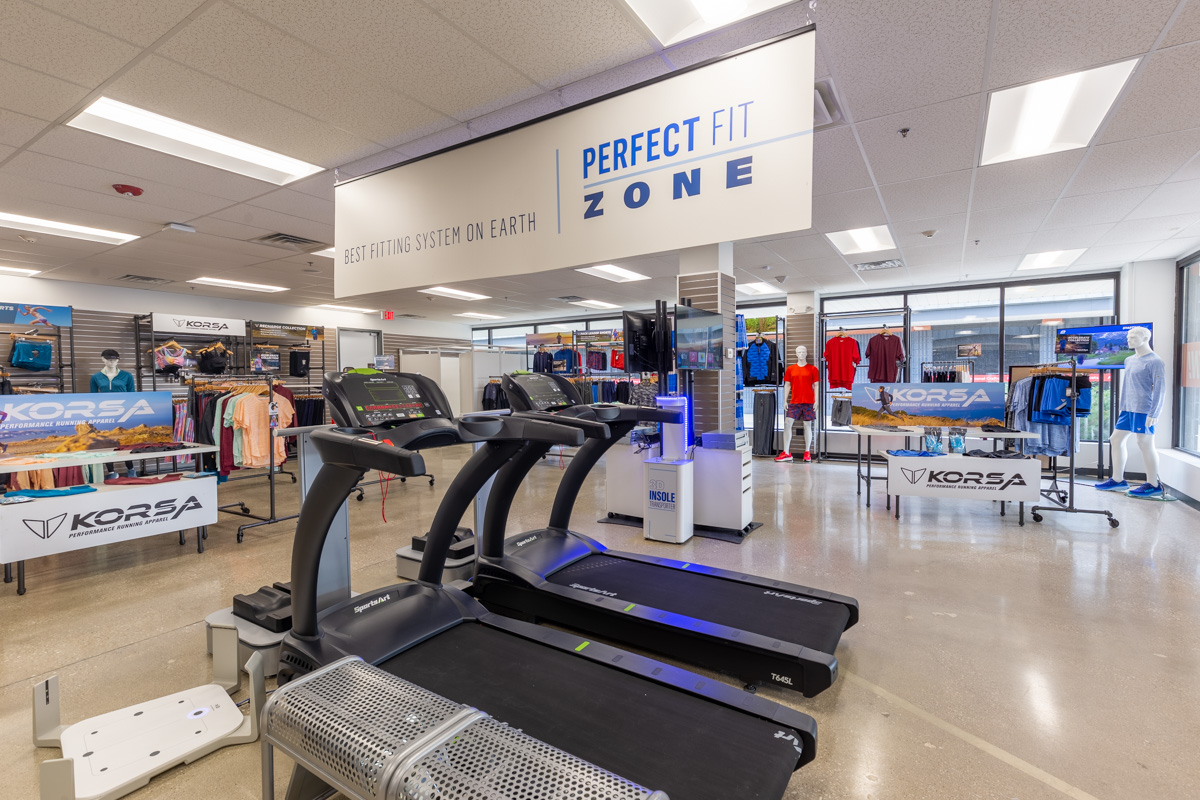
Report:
1115,411,1154,434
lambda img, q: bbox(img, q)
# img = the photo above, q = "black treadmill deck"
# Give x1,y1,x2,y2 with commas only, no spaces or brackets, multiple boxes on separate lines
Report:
382,622,800,800
548,554,852,656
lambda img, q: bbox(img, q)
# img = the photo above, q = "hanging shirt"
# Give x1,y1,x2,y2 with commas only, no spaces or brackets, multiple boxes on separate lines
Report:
532,350,554,373
553,348,577,373
610,349,625,371
783,363,820,405
743,339,779,385
865,333,904,383
89,370,136,393
823,336,861,390
1120,351,1166,417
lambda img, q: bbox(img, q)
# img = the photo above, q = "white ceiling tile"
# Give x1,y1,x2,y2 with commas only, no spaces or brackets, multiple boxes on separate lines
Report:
0,171,201,227
190,217,273,241
0,58,90,121
0,144,13,162
0,227,113,254
230,0,539,119
106,55,384,167
967,201,1054,237
970,149,1085,211
286,173,336,202
815,0,990,120
29,127,272,202
814,44,830,80
902,243,962,267
0,106,50,148
0,2,140,86
247,188,333,225
1066,127,1200,195
962,254,1021,273
158,2,451,147
1072,242,1157,265
335,150,409,180
891,214,967,249
811,187,887,232
426,0,655,87
664,3,813,67
964,232,1034,257
0,192,160,237
558,54,670,108
396,126,472,160
1026,223,1116,252
761,234,838,263
812,125,872,196
732,243,786,269
29,0,206,48
2,150,233,217
207,204,333,242
986,0,1173,89
878,170,972,222
1096,213,1200,244
856,94,981,185
1163,0,1200,47
1136,236,1200,261
1101,41,1200,143
1041,186,1156,229
1125,178,1200,219
468,92,564,137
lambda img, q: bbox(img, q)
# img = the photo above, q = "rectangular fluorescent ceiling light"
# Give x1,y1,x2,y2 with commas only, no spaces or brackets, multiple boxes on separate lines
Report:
67,97,323,185
826,225,895,256
736,282,776,295
188,276,287,293
981,60,1138,166
576,263,651,282
316,303,378,313
0,211,138,245
313,248,336,257
570,299,621,310
453,312,506,320
1017,249,1086,270
0,265,42,276
622,0,792,46
419,286,490,300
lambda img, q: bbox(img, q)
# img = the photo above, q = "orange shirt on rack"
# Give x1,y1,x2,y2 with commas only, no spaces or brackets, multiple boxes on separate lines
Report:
232,395,295,469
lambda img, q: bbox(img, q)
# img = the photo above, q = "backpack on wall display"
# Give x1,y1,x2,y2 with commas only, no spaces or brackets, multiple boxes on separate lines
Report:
10,339,53,371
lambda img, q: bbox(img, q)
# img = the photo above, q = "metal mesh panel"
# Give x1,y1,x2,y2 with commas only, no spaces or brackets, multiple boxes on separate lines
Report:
264,659,462,797
396,715,655,800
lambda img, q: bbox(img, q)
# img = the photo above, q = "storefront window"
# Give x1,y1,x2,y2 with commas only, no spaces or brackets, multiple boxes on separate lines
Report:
490,325,534,349
909,288,1000,382
1179,261,1200,455
472,328,489,344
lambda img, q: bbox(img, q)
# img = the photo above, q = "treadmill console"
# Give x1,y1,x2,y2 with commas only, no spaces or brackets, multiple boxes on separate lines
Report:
505,373,584,411
324,371,448,428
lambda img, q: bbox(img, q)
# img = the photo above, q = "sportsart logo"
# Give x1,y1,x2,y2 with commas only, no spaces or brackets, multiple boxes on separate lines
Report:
648,479,675,510
763,590,822,606
515,535,539,547
354,593,391,614
0,397,160,425
23,513,67,540
888,387,994,406
173,318,230,331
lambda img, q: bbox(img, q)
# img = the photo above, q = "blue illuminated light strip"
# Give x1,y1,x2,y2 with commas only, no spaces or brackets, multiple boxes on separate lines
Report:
555,148,562,234
581,129,813,189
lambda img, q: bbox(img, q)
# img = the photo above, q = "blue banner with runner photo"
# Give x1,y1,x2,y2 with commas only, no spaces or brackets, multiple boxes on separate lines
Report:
0,391,174,455
0,302,72,328
851,383,1006,426
1055,322,1152,369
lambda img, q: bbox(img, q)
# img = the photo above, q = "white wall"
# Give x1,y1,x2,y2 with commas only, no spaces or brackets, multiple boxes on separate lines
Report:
0,274,471,340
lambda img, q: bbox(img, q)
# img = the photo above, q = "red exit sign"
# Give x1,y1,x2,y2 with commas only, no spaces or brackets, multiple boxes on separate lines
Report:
381,310,394,321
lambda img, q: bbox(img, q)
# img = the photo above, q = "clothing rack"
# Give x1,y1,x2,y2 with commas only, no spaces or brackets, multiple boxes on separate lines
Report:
1026,361,1117,528
186,374,299,542
133,314,248,390
739,315,786,456
816,306,911,462
920,359,974,383
1,314,76,393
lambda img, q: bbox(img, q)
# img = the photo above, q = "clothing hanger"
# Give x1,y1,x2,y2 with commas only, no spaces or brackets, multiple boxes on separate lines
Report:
9,331,53,342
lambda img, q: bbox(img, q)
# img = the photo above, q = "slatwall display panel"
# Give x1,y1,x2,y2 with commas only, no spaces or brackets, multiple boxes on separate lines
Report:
382,332,473,354
678,271,736,434
73,309,142,393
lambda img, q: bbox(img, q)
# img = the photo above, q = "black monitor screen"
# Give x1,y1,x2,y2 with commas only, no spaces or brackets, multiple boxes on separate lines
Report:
674,305,723,371
512,373,572,410
338,374,438,424
623,311,660,373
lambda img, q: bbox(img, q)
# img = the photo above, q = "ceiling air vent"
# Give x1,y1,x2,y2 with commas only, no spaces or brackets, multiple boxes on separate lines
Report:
814,80,844,131
250,232,327,251
115,274,173,285
854,259,904,273
553,295,586,302
393,313,425,319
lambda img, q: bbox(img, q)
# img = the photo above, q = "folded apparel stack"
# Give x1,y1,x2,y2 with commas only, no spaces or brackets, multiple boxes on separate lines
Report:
886,450,945,457
964,449,1028,459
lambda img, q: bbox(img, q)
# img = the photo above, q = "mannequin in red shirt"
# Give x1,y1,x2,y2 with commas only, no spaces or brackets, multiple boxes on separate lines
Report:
777,345,820,463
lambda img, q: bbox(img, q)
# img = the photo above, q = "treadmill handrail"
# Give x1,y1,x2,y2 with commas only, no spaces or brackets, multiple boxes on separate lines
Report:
547,419,641,531
511,410,612,439
309,427,427,477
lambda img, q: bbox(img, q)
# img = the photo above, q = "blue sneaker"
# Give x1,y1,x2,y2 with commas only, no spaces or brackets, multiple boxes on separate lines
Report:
1128,482,1165,499
1094,478,1128,492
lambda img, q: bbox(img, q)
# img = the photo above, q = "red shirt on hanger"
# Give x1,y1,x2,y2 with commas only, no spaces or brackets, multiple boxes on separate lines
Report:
823,336,860,390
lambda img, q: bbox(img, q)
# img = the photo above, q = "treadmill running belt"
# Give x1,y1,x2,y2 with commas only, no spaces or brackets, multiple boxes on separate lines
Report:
549,555,851,656
382,623,799,800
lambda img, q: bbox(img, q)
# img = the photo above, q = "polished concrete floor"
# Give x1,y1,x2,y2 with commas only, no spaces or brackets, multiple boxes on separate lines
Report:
2,447,1198,799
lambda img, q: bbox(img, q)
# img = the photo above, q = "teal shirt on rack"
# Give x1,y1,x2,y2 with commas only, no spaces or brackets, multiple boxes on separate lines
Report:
89,370,136,393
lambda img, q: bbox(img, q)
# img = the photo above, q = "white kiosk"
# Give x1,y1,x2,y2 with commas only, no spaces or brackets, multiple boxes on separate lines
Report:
643,396,694,544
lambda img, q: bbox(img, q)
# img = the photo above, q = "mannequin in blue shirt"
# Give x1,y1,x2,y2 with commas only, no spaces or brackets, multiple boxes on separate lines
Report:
90,349,138,478
1095,327,1164,497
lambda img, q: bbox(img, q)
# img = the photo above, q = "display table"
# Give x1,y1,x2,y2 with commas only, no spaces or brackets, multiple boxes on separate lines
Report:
880,451,1040,523
0,443,218,595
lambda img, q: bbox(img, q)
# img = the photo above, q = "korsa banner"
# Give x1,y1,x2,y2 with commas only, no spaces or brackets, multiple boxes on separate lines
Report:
886,455,1040,502
335,30,814,295
152,312,247,337
0,391,174,454
850,383,1006,427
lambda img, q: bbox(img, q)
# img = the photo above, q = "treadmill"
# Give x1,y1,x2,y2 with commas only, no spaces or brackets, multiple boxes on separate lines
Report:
470,372,860,697
277,370,818,800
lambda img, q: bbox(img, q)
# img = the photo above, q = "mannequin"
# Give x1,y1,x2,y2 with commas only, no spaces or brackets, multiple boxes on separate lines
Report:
90,349,137,478
1095,326,1165,498
779,345,820,463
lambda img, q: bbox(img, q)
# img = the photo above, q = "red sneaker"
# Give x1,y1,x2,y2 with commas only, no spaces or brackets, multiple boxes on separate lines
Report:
803,452,811,462
774,452,793,462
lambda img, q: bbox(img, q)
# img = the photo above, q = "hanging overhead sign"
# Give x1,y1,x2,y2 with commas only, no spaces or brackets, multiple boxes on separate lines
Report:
152,313,247,337
251,321,325,340
0,302,72,327
334,30,815,296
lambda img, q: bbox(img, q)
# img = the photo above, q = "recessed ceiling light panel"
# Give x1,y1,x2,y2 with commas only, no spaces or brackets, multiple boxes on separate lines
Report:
576,264,651,282
1017,249,1086,270
0,211,138,245
735,282,777,295
825,225,895,256
419,286,491,301
0,265,41,277
980,60,1138,166
188,276,288,293
569,299,621,310
316,303,378,313
454,312,506,320
622,0,793,46
67,97,323,185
